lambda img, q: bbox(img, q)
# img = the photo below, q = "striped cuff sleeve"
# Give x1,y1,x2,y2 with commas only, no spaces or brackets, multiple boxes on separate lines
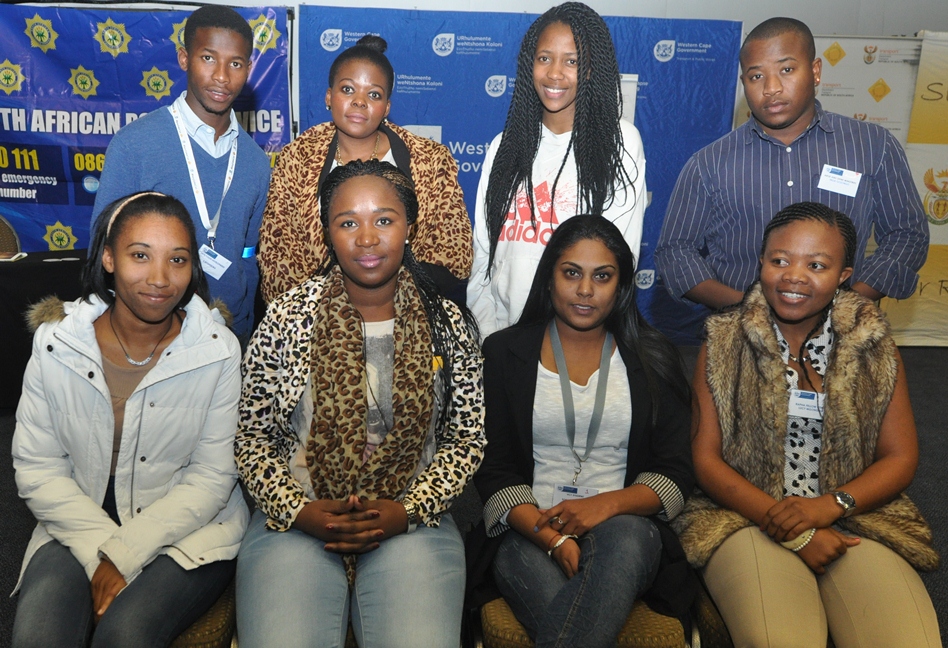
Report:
633,472,684,521
483,484,538,537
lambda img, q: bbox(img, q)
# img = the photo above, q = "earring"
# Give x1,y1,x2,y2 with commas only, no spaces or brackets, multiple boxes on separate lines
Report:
325,104,330,110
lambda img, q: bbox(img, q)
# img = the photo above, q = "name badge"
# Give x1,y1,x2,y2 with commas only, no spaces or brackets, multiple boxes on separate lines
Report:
199,244,232,281
789,389,825,420
552,483,599,506
817,164,862,198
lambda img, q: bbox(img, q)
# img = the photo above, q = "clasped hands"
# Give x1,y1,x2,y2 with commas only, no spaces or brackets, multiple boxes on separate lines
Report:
533,497,614,578
294,495,409,554
760,495,860,574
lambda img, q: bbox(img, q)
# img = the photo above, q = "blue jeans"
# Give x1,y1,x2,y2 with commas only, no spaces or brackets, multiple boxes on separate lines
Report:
12,539,234,648
236,508,466,648
492,515,662,648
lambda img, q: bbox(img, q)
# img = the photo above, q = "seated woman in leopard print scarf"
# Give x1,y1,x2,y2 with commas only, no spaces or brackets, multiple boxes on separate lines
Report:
234,160,485,647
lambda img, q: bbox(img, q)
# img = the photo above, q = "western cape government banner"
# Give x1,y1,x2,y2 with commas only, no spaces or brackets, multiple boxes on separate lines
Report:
0,5,290,252
298,7,743,343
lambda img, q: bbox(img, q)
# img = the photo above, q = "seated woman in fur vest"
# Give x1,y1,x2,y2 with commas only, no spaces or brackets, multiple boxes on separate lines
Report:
675,202,940,648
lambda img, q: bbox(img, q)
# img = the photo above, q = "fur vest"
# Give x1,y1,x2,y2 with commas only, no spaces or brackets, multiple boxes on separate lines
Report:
673,285,939,571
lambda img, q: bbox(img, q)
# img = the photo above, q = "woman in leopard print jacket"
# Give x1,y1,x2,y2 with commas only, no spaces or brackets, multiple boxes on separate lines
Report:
234,160,484,648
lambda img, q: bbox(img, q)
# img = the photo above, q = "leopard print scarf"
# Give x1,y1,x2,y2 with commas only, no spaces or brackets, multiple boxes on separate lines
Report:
307,265,434,582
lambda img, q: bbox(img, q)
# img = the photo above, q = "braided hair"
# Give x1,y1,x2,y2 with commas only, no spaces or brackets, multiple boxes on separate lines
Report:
318,159,480,375
483,2,636,276
759,201,856,389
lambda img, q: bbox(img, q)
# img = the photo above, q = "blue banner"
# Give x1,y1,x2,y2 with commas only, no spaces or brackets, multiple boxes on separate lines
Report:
299,7,741,342
0,5,290,253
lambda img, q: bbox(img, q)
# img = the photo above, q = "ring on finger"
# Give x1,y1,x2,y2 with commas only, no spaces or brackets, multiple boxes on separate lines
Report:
550,516,565,526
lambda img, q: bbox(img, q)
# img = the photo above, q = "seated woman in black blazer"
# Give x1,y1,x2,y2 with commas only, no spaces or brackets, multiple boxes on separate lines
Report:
468,215,695,648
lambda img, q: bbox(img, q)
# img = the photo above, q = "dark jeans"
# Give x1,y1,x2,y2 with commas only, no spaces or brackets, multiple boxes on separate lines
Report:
12,539,234,648
492,514,662,648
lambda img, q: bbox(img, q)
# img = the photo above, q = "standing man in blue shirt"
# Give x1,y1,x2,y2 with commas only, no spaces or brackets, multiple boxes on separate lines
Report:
93,5,271,344
656,17,928,310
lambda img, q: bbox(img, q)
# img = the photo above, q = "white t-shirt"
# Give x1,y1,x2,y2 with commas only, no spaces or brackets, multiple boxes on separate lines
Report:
531,348,632,508
467,119,647,338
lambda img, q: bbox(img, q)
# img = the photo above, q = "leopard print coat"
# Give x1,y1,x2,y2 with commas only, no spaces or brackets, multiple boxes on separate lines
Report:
235,274,485,533
257,121,473,302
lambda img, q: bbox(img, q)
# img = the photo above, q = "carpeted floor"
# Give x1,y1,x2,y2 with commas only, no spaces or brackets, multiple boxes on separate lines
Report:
1,347,946,646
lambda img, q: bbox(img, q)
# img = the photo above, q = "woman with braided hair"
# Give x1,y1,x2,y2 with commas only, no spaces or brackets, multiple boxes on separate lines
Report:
467,2,646,338
677,202,940,646
235,160,485,647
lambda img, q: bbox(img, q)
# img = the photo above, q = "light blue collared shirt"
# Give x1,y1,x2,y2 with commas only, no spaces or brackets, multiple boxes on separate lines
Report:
170,92,238,159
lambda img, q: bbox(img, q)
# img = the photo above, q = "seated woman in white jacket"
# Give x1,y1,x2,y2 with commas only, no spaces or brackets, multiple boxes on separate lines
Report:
11,191,248,648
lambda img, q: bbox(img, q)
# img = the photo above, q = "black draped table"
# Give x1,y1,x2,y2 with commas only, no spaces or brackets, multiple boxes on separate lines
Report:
0,250,86,410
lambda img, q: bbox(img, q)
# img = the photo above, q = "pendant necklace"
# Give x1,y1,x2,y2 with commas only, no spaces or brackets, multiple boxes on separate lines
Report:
335,131,380,165
109,308,173,367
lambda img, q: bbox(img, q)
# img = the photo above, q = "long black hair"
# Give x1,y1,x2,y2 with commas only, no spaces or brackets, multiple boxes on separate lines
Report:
483,2,636,276
328,34,394,96
318,158,480,359
759,201,856,388
517,215,690,421
83,191,209,307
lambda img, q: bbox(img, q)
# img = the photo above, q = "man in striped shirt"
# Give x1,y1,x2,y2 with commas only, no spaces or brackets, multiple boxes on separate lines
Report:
656,17,928,310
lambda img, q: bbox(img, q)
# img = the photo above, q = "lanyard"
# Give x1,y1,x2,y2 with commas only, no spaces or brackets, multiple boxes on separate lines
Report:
169,103,238,249
548,320,613,485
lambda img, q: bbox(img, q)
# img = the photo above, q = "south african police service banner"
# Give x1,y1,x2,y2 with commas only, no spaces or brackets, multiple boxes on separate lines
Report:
299,8,742,343
0,4,290,253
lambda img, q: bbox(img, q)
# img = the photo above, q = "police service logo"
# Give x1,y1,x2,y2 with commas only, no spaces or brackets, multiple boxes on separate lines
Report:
250,15,281,54
0,60,26,96
635,269,655,290
140,67,173,101
923,168,948,226
653,40,675,62
485,75,507,97
321,29,342,52
170,20,187,50
432,33,455,57
94,18,131,58
68,66,99,100
25,15,58,53
863,45,878,64
43,221,78,251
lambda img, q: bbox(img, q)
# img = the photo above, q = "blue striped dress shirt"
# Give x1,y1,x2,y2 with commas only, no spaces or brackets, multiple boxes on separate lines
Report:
655,102,929,300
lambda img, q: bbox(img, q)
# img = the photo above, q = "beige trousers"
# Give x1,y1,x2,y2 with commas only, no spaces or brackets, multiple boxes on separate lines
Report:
702,527,941,648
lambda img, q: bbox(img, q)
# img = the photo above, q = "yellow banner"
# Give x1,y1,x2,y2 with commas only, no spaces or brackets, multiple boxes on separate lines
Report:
882,245,948,345
908,31,948,144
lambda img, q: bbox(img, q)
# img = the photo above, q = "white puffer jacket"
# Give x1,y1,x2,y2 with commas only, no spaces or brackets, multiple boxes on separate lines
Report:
12,294,249,591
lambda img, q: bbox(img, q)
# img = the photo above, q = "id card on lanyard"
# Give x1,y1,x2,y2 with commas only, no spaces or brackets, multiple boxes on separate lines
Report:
169,103,238,277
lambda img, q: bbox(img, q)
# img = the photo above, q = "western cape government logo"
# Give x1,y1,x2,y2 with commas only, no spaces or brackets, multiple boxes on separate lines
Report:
141,67,173,100
43,221,78,251
25,14,58,53
0,60,26,96
95,18,131,58
69,66,99,99
653,40,675,62
432,33,455,57
170,20,187,49
635,269,655,290
485,75,507,97
250,15,281,54
321,29,342,52
923,168,948,226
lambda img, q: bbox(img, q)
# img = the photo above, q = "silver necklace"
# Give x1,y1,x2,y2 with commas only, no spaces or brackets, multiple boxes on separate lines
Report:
109,308,173,366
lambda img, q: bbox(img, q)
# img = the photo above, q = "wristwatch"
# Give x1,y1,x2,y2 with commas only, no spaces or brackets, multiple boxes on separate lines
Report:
402,500,419,534
831,491,856,518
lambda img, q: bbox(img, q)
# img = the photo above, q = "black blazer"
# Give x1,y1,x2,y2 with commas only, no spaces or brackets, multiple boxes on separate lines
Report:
466,322,698,618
